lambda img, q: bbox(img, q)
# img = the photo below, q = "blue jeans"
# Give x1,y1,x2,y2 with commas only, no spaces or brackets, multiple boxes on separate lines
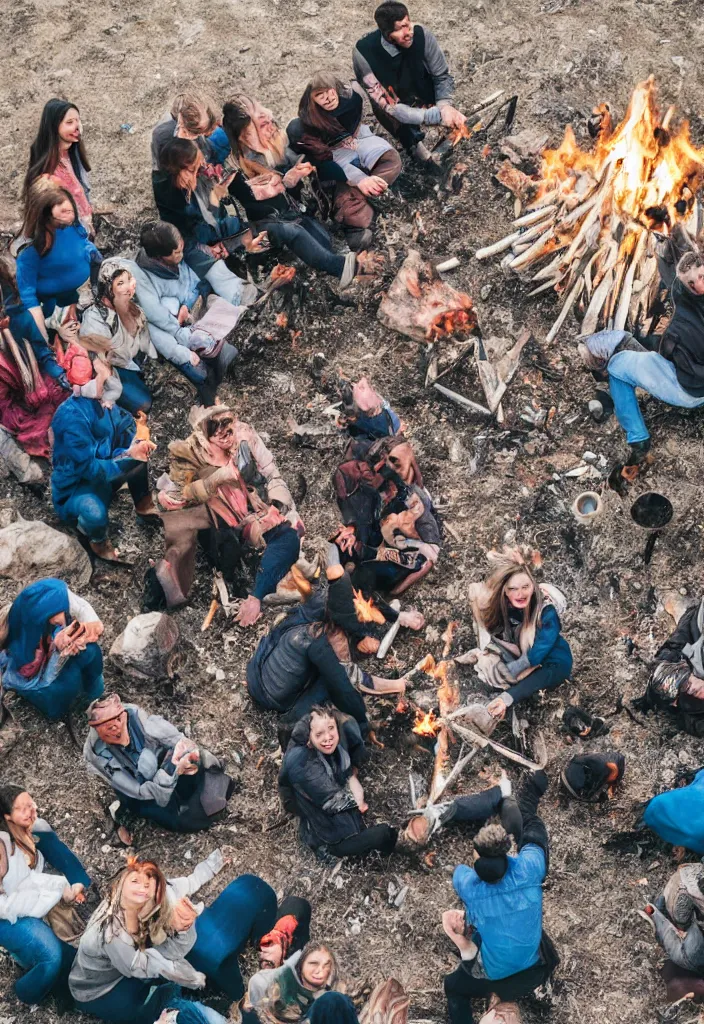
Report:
608,349,704,443
11,643,104,720
116,368,152,415
0,916,75,1004
252,523,301,601
261,217,346,278
187,874,277,999
74,977,227,1024
63,462,150,542
184,214,243,279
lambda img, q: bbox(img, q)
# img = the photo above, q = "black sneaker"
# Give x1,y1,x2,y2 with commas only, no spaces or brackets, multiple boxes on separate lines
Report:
626,439,652,465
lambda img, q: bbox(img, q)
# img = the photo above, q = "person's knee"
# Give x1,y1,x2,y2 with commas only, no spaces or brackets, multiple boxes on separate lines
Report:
75,496,109,539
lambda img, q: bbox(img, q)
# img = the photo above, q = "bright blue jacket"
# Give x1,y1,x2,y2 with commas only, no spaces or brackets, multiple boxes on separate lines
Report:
643,767,704,854
453,845,546,980
16,225,100,308
50,396,137,518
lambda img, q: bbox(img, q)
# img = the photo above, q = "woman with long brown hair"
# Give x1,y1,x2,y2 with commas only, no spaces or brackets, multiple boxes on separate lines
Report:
470,547,572,722
23,98,93,233
0,784,90,1005
290,72,402,251
15,182,101,340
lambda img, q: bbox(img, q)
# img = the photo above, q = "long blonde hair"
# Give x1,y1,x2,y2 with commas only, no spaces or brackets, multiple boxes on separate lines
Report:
222,95,288,179
95,857,172,951
480,546,544,652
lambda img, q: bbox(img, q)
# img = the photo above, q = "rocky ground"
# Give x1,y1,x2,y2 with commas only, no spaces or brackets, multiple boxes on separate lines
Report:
3,1,704,1023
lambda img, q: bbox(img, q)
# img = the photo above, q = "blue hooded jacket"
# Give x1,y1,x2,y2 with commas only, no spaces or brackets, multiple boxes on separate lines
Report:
643,767,704,854
6,578,69,669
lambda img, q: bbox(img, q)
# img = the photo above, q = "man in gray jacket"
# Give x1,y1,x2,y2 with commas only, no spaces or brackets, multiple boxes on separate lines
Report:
84,693,233,834
353,0,466,164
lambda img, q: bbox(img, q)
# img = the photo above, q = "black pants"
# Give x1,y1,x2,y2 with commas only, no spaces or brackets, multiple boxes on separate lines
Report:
274,895,312,955
197,522,244,585
451,786,524,846
281,634,369,735
329,823,398,859
516,769,549,865
445,953,553,1024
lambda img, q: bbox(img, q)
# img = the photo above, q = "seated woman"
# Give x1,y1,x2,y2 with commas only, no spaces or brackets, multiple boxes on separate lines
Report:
642,767,704,856
0,577,104,720
154,137,261,305
640,595,704,737
247,565,414,737
289,73,402,251
0,253,69,458
24,98,93,234
127,224,243,406
0,784,91,1005
465,547,572,724
83,693,234,834
279,705,397,862
332,433,441,598
222,96,382,288
155,405,302,625
69,856,230,1024
151,90,230,180
640,862,704,1003
16,183,101,342
51,392,157,561
245,941,407,1024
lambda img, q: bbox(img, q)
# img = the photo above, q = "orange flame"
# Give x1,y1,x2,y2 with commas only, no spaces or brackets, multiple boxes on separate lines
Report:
352,589,385,624
413,708,441,737
427,307,477,340
539,77,704,231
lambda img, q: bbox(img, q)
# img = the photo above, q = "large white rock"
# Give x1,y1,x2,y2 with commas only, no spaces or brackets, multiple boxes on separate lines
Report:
0,517,91,589
109,612,180,679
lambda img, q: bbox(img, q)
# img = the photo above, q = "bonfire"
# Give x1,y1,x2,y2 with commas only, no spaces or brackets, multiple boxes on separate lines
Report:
477,77,704,342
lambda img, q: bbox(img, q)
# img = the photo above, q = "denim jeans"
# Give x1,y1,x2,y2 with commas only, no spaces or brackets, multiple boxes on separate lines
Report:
62,462,150,542
74,976,227,1024
187,874,277,1000
260,217,345,278
607,349,704,443
0,916,76,1004
11,643,104,720
116,368,152,415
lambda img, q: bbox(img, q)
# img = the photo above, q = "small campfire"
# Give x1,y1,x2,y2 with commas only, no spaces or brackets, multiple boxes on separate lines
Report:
478,77,704,341
352,588,386,624
413,708,441,737
378,249,478,343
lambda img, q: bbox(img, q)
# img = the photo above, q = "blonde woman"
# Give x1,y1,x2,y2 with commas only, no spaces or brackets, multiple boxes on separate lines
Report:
469,548,572,721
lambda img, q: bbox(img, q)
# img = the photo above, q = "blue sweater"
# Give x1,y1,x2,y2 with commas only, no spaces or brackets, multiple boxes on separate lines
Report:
506,604,572,679
453,845,546,980
51,396,137,518
16,225,100,308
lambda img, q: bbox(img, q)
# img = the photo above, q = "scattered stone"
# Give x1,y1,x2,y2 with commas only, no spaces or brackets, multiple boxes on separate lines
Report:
0,517,92,589
109,613,180,680
480,284,492,301
0,427,43,484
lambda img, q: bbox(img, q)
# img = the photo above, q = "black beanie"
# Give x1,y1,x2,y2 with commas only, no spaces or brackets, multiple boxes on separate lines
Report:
474,855,509,882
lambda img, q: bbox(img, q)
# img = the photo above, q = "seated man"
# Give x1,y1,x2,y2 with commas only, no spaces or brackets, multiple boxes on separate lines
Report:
640,863,704,1003
580,252,704,466
405,772,522,847
639,595,704,737
84,692,234,834
50,393,157,561
443,771,558,1024
353,1,466,166
155,405,302,625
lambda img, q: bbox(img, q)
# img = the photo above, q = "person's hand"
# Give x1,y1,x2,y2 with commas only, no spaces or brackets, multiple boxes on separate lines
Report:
170,897,198,932
487,697,508,721
56,319,80,343
440,105,466,129
357,175,388,197
177,305,191,326
283,161,315,187
244,231,270,254
126,438,157,461
172,737,197,763
54,623,87,656
442,909,474,954
209,242,229,260
189,350,201,366
158,491,186,511
211,172,237,204
235,594,262,627
335,524,357,554
62,883,85,904
357,636,380,655
398,609,424,630
176,750,200,776
80,621,104,644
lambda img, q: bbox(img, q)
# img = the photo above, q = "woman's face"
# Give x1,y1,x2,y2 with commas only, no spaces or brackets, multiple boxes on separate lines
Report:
52,199,75,226
255,112,278,142
308,714,339,756
112,271,136,301
505,572,534,611
311,88,339,112
300,948,333,990
176,153,203,189
58,108,82,145
6,792,37,830
121,870,157,908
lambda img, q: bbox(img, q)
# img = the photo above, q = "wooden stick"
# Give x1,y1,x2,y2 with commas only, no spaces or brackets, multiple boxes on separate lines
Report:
580,266,613,336
446,717,547,770
614,231,647,330
434,383,492,416
433,340,476,384
545,275,585,344
512,205,556,228
508,231,558,271
436,257,460,272
469,89,505,115
376,600,402,659
201,599,219,631
429,662,461,803
476,229,525,261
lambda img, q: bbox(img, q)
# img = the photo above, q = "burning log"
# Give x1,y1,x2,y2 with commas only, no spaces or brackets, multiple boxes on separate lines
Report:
480,77,704,341
376,600,402,659
352,589,386,625
409,658,461,803
378,249,478,343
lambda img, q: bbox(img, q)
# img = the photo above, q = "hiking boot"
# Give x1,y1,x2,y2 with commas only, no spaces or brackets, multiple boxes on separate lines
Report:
626,439,652,465
345,227,374,252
